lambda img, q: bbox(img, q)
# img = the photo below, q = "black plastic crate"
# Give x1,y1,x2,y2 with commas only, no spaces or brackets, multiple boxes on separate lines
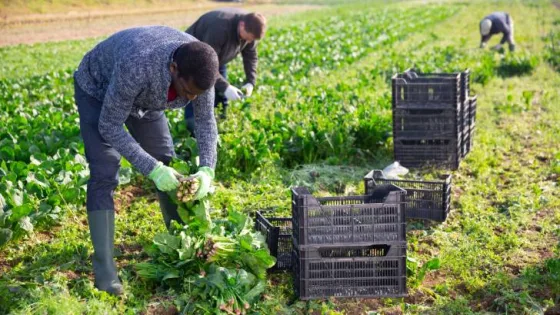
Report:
393,108,460,139
460,98,470,138
392,69,470,109
364,170,452,222
461,127,470,158
398,69,470,103
392,75,460,109
466,95,477,155
291,185,406,247
394,137,462,170
469,95,477,128
255,211,292,271
293,242,407,300
467,120,475,155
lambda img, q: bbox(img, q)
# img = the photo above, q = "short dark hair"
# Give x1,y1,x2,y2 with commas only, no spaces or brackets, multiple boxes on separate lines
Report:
242,13,267,39
174,41,219,90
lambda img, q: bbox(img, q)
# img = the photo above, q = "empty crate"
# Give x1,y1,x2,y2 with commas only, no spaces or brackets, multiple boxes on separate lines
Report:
293,242,407,300
394,137,462,170
291,185,406,247
392,69,474,170
255,211,293,271
364,170,452,222
392,69,470,109
393,108,461,139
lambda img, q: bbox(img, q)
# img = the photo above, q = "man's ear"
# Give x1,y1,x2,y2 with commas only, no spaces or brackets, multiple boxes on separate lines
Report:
170,61,178,73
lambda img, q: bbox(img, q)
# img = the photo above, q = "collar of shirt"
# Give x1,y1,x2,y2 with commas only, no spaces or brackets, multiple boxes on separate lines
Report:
168,84,178,102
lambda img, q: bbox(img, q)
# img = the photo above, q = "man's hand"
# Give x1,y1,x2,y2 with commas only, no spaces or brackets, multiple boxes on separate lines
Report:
241,83,254,97
148,162,181,191
191,166,215,200
224,85,244,101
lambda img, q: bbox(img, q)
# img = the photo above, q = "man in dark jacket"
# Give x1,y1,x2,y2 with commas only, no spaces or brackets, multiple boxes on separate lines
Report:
480,12,515,52
74,26,219,295
184,8,267,134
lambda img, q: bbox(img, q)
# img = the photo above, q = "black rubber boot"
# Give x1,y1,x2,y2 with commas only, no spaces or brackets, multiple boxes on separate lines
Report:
157,190,184,230
87,210,123,296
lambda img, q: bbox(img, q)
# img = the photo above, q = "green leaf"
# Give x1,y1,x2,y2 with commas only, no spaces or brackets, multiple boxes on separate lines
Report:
118,167,133,185
61,187,80,202
170,158,192,176
0,193,6,210
424,257,441,271
11,189,24,207
11,203,34,221
239,234,254,251
74,154,87,167
153,233,180,255
26,172,49,189
19,216,33,233
244,280,266,303
162,270,180,281
0,228,13,246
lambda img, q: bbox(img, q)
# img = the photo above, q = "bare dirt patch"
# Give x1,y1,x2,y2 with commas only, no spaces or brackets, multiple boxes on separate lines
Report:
114,185,148,214
0,3,320,46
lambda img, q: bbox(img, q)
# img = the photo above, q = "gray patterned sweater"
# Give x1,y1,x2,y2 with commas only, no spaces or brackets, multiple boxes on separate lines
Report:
74,26,217,175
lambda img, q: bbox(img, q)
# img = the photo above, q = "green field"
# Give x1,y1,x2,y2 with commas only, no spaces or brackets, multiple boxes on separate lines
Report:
1,0,560,314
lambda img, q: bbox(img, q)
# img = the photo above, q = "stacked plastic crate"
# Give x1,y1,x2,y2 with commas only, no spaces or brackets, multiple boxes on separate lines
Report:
392,69,474,170
290,185,407,300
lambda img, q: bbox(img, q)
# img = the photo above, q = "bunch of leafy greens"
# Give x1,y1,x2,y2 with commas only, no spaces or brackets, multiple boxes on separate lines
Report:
136,158,275,314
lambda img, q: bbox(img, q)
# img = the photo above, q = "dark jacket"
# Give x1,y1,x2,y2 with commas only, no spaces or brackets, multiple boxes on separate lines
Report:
481,12,513,45
187,8,258,92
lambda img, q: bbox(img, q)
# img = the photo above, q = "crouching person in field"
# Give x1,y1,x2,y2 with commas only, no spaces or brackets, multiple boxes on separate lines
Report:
480,12,516,52
73,26,219,295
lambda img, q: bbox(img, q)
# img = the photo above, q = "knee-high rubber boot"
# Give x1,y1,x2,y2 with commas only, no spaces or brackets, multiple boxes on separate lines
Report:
157,190,184,230
87,210,123,296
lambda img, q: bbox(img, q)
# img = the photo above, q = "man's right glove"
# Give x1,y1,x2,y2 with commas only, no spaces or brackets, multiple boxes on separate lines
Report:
224,85,244,101
241,83,254,97
191,166,215,200
148,162,181,192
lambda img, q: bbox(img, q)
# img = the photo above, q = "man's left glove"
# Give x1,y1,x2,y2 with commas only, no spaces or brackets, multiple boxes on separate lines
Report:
241,83,254,97
191,166,215,200
148,162,181,192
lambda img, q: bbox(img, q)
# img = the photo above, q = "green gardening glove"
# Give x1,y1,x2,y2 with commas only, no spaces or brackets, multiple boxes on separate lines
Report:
191,166,214,200
148,162,181,192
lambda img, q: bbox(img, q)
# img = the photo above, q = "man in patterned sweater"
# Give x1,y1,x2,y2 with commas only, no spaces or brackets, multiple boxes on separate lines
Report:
74,26,219,295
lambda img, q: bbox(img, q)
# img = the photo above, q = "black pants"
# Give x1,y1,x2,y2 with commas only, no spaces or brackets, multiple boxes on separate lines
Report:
74,79,174,212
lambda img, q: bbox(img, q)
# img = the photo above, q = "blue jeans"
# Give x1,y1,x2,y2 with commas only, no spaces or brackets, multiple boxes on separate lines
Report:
185,64,228,133
74,78,175,212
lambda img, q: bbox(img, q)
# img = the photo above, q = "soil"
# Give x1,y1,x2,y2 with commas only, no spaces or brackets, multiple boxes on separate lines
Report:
0,3,319,46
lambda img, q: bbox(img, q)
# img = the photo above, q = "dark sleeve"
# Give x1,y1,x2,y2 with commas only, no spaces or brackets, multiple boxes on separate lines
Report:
214,73,229,93
199,27,229,93
241,41,258,86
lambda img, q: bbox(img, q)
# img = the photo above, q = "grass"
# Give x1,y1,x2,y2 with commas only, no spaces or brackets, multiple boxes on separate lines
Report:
1,0,560,314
